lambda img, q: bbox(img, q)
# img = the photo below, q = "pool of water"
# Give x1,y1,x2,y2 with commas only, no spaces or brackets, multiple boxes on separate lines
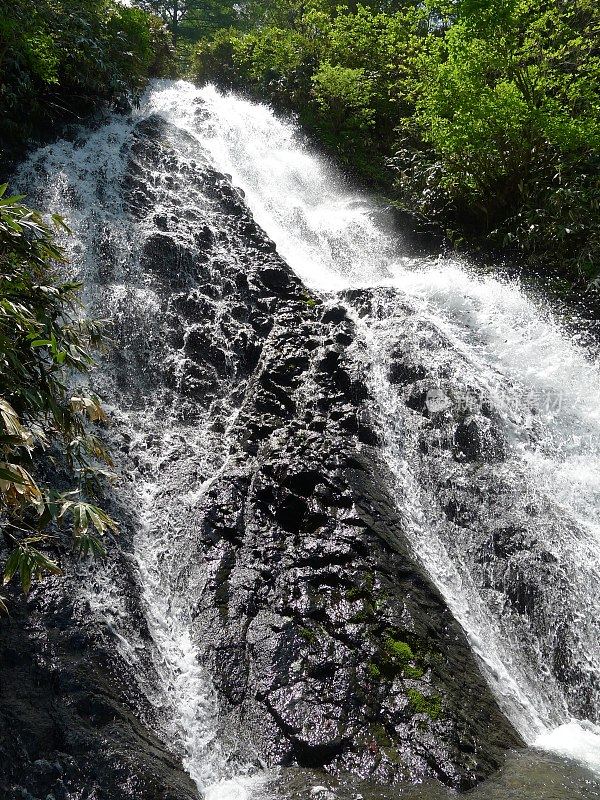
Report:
269,747,600,799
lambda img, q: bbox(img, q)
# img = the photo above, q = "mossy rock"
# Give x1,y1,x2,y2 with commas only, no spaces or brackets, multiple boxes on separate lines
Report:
407,688,442,720
350,599,375,623
367,662,381,679
298,626,319,644
372,723,393,748
374,635,426,680
345,585,365,601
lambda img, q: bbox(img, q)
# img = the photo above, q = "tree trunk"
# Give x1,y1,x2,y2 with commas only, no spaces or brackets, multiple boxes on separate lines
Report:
172,0,179,50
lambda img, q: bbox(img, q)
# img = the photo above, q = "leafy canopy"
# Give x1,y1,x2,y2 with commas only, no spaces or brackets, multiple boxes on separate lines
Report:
193,0,600,282
0,0,173,165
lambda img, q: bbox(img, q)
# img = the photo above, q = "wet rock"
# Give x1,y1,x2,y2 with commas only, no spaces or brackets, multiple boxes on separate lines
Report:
0,582,198,800
453,416,507,462
1,111,523,799
366,294,592,727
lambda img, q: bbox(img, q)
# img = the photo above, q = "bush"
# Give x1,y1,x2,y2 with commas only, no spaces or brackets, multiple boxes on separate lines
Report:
0,186,117,608
405,0,600,275
0,0,174,165
312,62,375,134
194,0,600,283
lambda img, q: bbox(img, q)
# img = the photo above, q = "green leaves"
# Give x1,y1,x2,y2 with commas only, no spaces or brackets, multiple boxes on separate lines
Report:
59,499,118,558
406,0,600,273
312,62,375,133
3,538,63,595
0,0,174,162
0,194,118,610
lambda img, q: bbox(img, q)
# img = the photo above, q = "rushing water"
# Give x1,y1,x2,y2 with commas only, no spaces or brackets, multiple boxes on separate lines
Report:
163,81,600,767
16,79,600,796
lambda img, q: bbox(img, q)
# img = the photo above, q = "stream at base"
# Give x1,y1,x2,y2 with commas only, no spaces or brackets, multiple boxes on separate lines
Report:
274,748,600,800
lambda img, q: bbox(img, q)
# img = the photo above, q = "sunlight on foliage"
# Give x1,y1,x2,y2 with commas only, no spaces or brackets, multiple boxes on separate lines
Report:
0,187,118,608
0,0,174,165
193,0,599,281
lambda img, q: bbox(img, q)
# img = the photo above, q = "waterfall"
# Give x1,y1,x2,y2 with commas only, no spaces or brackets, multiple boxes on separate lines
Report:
15,78,600,791
16,100,266,800
139,81,600,773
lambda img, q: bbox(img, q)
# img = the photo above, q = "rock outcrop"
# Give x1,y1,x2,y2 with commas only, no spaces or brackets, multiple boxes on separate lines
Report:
0,111,522,799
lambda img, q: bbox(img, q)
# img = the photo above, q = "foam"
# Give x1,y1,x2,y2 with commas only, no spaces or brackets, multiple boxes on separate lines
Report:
536,720,600,776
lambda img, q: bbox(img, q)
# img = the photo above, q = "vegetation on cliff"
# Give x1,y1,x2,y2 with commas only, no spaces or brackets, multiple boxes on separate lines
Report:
0,189,116,607
0,0,173,167
192,0,600,286
0,0,174,599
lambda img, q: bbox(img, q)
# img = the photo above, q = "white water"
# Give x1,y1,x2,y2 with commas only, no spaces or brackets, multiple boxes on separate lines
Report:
136,81,600,775
16,103,261,799
16,78,600,789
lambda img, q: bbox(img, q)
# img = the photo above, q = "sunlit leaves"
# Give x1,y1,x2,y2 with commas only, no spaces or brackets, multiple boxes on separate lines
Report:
59,499,118,558
0,0,174,160
407,0,600,274
0,399,34,450
0,194,118,610
70,395,108,423
0,463,44,513
3,538,63,594
312,62,375,133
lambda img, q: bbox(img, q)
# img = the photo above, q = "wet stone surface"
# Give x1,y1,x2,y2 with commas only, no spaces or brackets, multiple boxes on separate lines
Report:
1,114,522,798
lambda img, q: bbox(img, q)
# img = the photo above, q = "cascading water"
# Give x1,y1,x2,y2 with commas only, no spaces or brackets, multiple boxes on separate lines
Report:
16,105,266,800
14,78,600,794
136,81,600,772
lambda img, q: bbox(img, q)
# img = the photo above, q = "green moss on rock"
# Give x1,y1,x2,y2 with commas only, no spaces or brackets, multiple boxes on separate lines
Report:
407,689,441,720
381,636,425,679
367,662,381,679
298,626,318,644
345,586,364,601
372,723,393,748
385,637,414,661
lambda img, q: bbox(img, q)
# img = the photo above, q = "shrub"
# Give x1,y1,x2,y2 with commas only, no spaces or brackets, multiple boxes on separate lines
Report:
312,62,374,134
0,186,117,609
0,0,173,165
403,0,600,274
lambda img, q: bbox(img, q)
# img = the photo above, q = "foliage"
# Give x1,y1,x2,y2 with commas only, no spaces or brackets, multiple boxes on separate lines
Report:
134,0,239,48
0,0,173,166
193,0,600,284
312,62,375,134
406,0,600,275
0,186,117,607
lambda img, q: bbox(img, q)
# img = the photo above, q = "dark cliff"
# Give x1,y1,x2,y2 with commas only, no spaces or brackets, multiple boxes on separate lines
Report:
0,113,521,799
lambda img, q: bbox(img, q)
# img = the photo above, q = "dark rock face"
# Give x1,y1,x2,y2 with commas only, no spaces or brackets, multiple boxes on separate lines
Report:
183,300,522,789
0,575,198,800
1,113,522,798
